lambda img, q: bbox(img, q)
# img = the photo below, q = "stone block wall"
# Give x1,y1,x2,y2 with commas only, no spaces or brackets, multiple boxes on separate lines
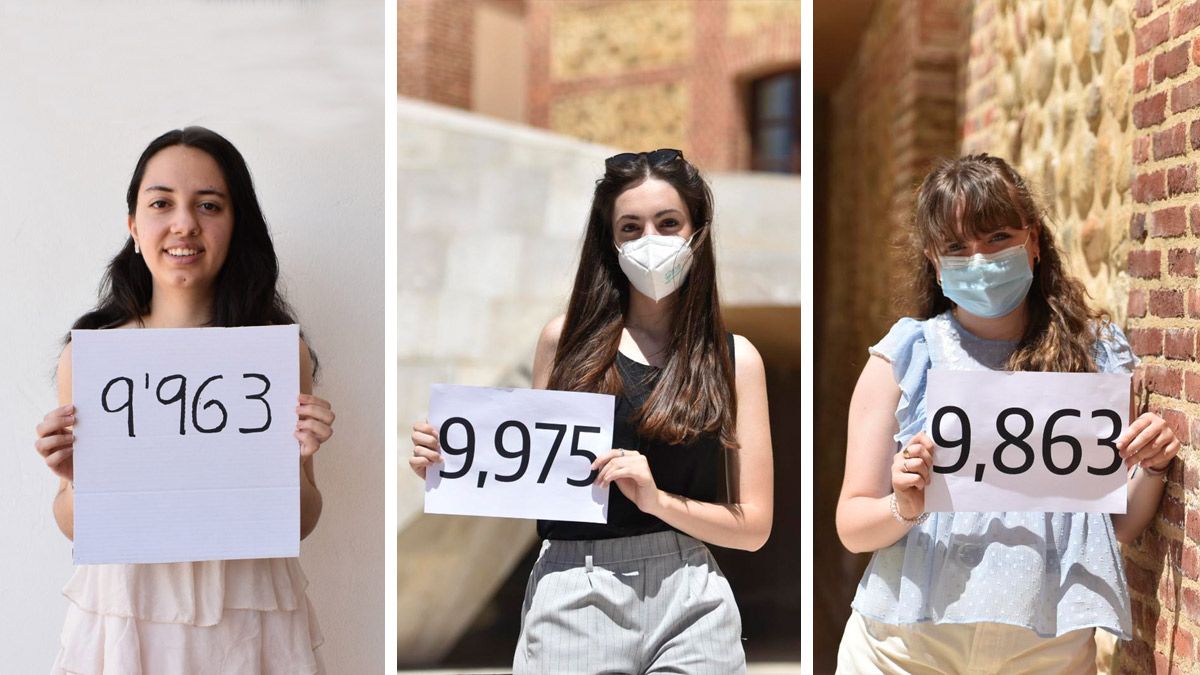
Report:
961,0,1136,324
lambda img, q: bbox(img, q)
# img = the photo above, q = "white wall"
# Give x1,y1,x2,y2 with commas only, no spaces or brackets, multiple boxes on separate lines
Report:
0,3,384,673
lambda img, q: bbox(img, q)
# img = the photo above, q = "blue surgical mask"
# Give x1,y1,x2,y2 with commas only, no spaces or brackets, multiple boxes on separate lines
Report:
938,238,1034,318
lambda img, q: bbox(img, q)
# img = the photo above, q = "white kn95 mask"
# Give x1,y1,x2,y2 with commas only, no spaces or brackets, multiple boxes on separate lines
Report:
616,234,695,302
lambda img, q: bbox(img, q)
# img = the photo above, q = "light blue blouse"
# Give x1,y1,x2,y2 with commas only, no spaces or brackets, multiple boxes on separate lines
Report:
851,311,1136,639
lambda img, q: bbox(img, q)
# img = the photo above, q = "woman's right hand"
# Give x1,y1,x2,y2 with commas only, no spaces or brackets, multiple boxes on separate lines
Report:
35,404,76,482
891,431,934,520
409,421,442,479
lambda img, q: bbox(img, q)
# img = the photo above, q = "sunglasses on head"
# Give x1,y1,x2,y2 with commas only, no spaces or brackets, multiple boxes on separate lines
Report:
604,148,684,170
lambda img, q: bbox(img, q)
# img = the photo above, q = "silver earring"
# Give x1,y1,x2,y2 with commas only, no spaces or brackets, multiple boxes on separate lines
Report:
133,240,140,255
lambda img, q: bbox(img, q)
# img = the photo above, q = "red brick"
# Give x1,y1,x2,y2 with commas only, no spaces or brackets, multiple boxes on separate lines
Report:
1137,13,1172,55
1129,249,1163,278
1185,371,1200,402
1189,494,1200,538
1178,77,1200,114
1148,364,1184,396
1165,328,1196,358
1189,288,1200,316
1154,123,1188,159
1161,492,1186,528
1193,204,1200,234
1138,62,1153,97
1169,163,1199,195
1156,42,1191,82
1177,627,1196,661
1170,247,1198,276
1138,0,1157,16
1179,1,1200,37
1133,212,1148,240
1128,561,1160,595
1134,169,1167,202
1185,461,1200,492
1130,288,1149,317
1135,92,1168,128
1151,289,1186,316
1135,134,1153,163
1129,326,1165,355
1185,586,1200,619
1151,205,1188,236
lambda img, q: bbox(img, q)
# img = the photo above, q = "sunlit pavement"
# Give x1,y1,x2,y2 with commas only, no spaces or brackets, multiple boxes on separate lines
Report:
398,664,803,674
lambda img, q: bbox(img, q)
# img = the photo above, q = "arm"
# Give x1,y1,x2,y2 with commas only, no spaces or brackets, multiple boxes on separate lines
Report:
591,335,774,552
1111,374,1177,544
835,355,931,554
51,344,75,540
297,339,327,539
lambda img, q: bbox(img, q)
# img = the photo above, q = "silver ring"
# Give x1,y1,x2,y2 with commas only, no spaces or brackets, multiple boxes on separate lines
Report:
620,449,626,457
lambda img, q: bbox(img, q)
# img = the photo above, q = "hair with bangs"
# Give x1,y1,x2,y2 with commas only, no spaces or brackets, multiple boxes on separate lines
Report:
548,153,738,449
910,153,1105,373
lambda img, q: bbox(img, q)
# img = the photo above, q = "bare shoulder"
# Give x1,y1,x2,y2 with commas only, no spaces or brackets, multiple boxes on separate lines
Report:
731,334,765,380
537,314,566,352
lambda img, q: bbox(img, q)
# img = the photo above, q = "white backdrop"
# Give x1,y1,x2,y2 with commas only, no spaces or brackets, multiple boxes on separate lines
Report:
0,2,384,672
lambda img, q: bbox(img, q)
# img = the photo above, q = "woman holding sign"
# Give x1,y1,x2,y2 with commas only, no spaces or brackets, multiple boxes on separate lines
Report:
411,149,773,673
33,127,334,673
834,154,1177,672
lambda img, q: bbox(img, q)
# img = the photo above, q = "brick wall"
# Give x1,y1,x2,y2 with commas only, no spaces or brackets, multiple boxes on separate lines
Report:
1122,1,1200,671
398,0,474,109
812,1,964,669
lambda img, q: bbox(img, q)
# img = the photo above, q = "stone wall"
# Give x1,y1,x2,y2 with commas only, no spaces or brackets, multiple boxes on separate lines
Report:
961,0,1136,324
527,0,800,171
813,1,965,669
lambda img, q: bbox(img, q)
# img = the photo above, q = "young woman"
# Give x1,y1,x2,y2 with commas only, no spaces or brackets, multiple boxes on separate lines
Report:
410,149,773,674
835,154,1177,673
33,127,334,673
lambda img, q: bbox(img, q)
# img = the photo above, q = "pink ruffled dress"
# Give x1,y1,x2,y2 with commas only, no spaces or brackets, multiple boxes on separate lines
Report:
51,558,324,674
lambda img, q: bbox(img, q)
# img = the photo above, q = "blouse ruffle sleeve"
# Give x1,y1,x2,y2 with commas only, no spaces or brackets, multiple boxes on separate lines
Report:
1093,321,1139,375
868,317,930,445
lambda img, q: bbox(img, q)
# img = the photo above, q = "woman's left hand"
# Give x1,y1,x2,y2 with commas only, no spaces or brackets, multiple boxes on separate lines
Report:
1117,412,1180,472
593,449,661,514
296,394,335,458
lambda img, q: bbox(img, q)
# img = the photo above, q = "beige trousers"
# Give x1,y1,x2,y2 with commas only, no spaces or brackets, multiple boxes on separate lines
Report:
835,610,1097,675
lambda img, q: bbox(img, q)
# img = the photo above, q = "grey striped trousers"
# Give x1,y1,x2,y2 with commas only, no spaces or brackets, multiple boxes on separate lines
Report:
512,530,746,675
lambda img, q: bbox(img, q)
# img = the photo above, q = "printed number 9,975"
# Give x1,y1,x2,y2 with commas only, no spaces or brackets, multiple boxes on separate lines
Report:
438,418,600,489
929,406,1123,481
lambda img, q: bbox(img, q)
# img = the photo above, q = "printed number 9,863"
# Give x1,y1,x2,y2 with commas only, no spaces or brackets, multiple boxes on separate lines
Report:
438,417,600,489
930,406,1123,481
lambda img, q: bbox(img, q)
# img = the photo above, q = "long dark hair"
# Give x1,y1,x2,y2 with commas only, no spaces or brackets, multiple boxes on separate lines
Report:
548,152,737,448
910,154,1103,372
71,127,316,373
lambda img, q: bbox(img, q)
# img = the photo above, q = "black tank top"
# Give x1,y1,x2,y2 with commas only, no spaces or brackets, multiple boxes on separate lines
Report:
537,334,734,540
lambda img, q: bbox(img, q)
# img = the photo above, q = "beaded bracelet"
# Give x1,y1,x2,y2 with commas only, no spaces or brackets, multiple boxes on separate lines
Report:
889,493,929,526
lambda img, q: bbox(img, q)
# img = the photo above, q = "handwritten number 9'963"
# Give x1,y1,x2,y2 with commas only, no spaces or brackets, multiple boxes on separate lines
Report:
438,417,601,488
100,373,272,437
930,406,1123,481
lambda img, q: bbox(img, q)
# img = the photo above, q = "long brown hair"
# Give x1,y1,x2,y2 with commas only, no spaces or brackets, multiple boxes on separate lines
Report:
910,154,1105,372
548,152,738,448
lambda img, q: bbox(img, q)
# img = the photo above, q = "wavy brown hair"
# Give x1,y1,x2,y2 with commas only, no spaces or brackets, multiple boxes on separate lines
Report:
911,154,1105,373
548,152,737,448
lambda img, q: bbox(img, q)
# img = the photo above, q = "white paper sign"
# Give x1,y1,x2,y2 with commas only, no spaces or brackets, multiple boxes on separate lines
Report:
425,384,615,523
72,325,300,564
924,370,1130,513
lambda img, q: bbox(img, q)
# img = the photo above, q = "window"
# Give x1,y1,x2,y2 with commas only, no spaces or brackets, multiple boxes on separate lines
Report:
749,69,800,173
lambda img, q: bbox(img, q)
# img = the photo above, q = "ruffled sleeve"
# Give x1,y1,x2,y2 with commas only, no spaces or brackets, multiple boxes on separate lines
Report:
868,317,931,444
1093,321,1139,375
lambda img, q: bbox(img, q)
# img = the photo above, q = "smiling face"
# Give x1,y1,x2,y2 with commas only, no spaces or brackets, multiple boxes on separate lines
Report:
611,177,694,246
127,145,233,293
